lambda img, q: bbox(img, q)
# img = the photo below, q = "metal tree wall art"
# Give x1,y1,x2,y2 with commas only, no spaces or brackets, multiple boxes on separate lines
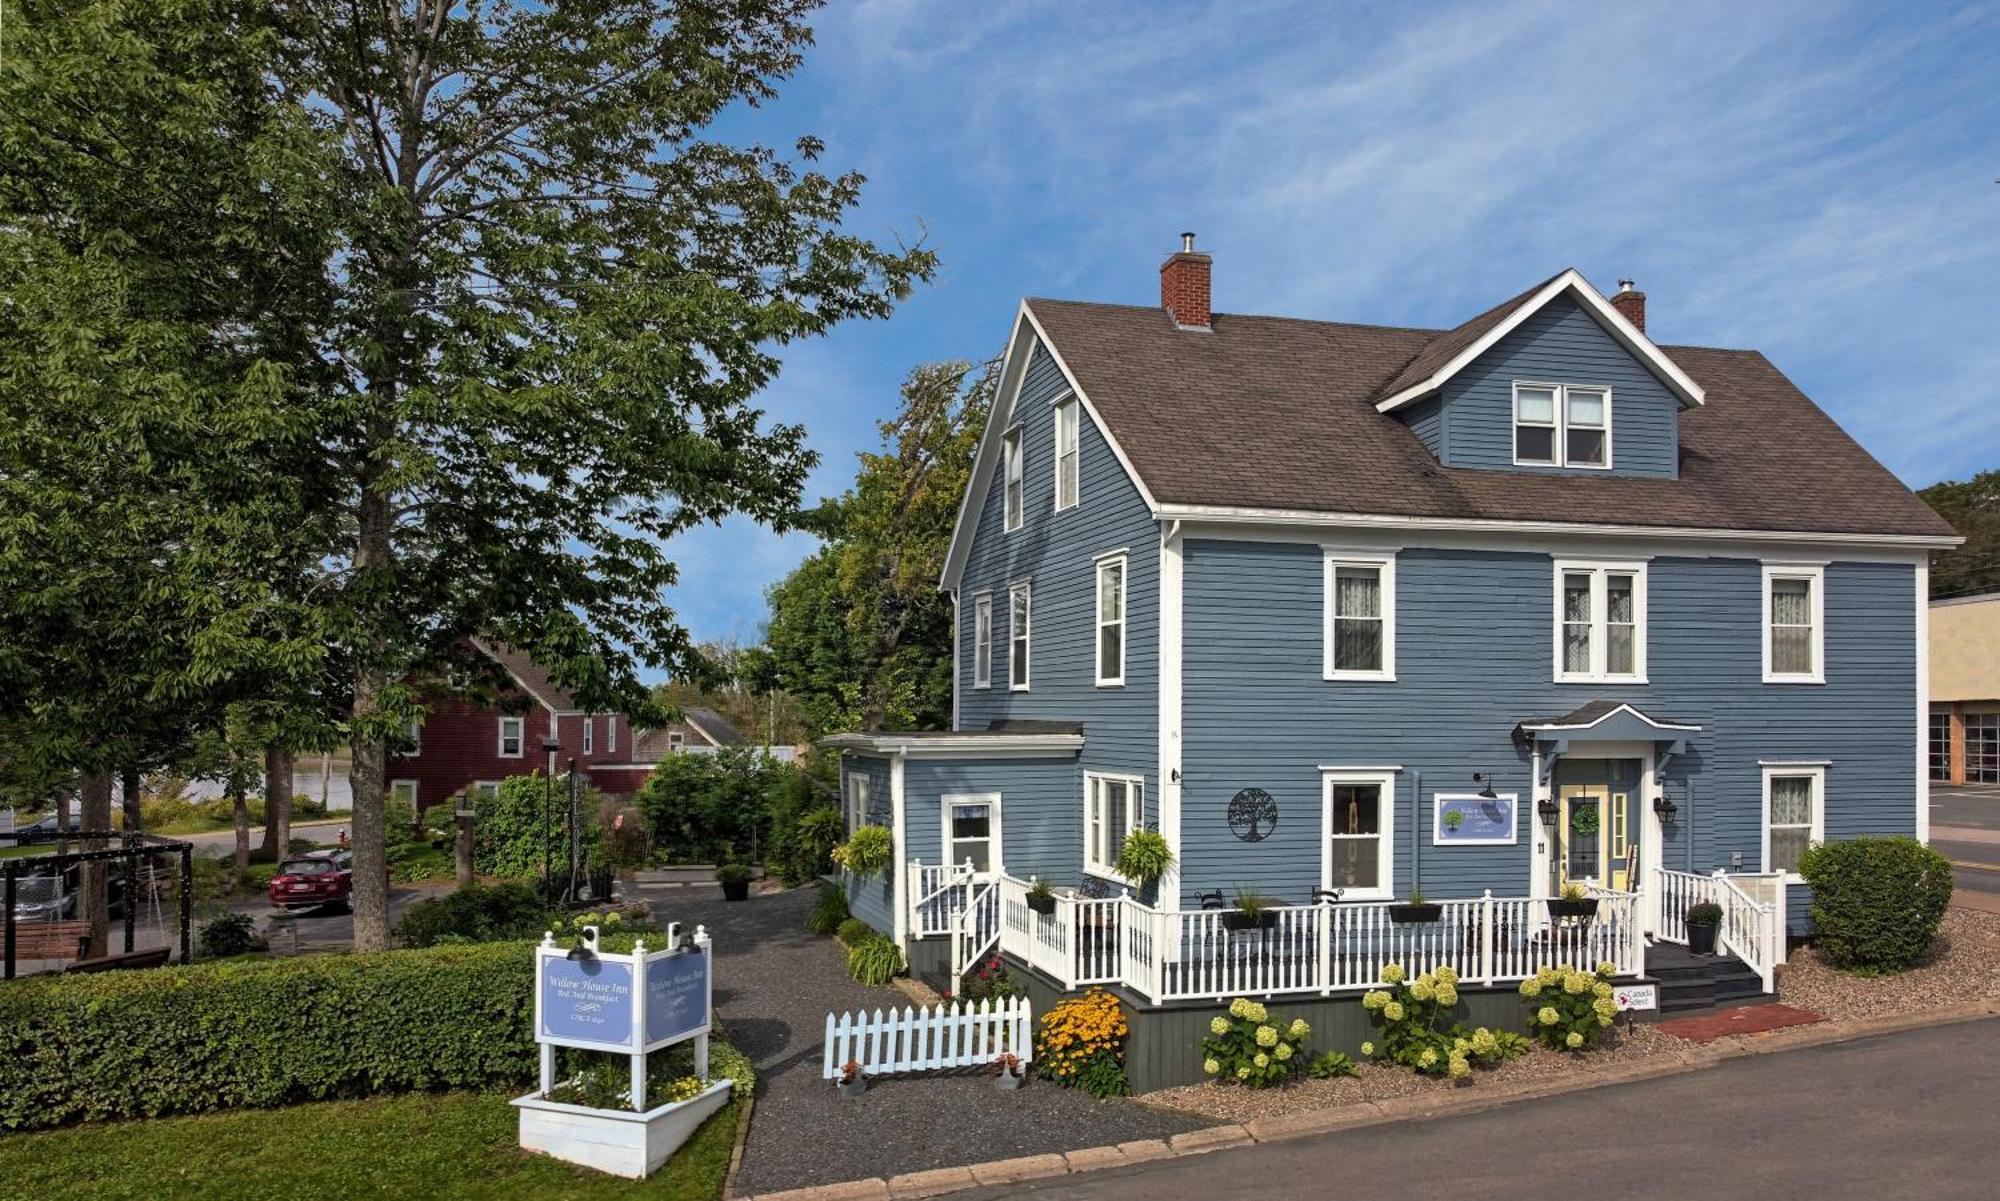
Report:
1227,788,1278,842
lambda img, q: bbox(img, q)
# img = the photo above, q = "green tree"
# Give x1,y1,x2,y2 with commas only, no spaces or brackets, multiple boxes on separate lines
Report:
281,0,932,947
1920,470,2000,598
765,358,994,735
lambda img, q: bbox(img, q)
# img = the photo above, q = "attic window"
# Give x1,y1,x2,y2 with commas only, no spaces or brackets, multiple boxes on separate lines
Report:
1514,383,1610,469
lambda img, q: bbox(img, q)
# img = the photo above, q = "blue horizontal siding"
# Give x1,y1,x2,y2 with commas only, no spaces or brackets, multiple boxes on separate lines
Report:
905,756,1084,886
1179,539,1917,911
839,754,895,935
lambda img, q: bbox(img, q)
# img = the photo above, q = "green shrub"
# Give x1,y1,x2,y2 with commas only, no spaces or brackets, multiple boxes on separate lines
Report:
637,748,802,865
0,942,538,1130
716,863,752,885
394,882,549,948
474,773,604,881
845,937,903,986
779,807,847,886
835,917,876,948
1363,962,1531,1079
1519,962,1620,1051
805,886,849,936
1201,997,1309,1087
1306,1050,1358,1079
1799,836,1953,974
1686,901,1723,925
197,914,264,959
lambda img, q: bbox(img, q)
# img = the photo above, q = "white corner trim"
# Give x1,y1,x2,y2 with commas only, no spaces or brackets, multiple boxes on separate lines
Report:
1916,558,1931,845
1157,526,1184,904
1374,269,1706,413
891,753,908,950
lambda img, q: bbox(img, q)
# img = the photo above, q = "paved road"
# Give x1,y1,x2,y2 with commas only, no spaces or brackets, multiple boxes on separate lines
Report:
1932,785,2000,904
169,818,351,858
970,1020,2000,1201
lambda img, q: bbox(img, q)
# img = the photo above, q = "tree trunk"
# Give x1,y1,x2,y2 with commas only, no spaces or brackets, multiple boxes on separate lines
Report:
79,772,113,959
260,745,293,860
120,764,143,832
54,789,72,853
348,684,390,950
231,773,250,876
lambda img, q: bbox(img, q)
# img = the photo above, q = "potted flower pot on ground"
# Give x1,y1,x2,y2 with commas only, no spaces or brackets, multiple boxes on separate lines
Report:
1685,900,1723,955
716,863,752,902
1546,882,1599,922
992,1052,1025,1090
1025,877,1058,916
836,1060,867,1099
1221,890,1281,932
1388,889,1443,924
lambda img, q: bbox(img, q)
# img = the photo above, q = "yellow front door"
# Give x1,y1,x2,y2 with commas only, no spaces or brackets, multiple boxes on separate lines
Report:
1557,785,1608,890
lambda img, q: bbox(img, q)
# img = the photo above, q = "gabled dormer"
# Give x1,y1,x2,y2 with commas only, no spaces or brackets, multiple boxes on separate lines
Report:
1375,270,1704,480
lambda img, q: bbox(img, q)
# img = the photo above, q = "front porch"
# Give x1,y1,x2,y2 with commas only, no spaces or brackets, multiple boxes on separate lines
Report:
908,861,1784,1008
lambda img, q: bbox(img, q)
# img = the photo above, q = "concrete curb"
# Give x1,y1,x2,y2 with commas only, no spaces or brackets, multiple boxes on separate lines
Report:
733,1001,2000,1201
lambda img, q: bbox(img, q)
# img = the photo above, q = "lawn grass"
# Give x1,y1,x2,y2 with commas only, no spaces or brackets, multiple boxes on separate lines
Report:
0,1093,744,1201
0,1050,753,1201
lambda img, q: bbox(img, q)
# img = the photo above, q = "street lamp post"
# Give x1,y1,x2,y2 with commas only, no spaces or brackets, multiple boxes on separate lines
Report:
542,736,562,908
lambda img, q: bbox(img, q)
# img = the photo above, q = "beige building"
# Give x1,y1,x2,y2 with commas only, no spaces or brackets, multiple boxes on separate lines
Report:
1932,592,2000,784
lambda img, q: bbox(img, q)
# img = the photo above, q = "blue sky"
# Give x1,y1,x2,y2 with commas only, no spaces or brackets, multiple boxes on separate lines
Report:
655,0,2000,667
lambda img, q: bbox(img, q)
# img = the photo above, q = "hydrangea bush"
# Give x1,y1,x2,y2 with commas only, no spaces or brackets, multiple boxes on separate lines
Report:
1200,997,1311,1088
1360,963,1528,1080
1519,962,1620,1051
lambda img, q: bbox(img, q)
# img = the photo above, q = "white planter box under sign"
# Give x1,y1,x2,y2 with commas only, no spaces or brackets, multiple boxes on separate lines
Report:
513,1078,733,1179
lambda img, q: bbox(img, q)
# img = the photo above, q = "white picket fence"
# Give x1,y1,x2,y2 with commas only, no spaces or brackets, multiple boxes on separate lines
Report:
821,997,1032,1080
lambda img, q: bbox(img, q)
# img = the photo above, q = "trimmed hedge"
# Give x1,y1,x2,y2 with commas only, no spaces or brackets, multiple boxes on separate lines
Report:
1800,836,1954,974
0,942,538,1130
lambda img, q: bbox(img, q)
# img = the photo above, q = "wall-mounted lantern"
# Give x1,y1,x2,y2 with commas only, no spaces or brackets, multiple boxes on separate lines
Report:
1651,794,1679,822
1536,796,1560,823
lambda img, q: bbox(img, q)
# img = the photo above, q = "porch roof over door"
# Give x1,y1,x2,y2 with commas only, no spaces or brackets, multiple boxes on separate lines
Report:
1513,700,1701,748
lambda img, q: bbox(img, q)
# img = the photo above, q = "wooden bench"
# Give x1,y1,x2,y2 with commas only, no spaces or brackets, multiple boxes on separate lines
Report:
10,920,90,961
65,946,171,974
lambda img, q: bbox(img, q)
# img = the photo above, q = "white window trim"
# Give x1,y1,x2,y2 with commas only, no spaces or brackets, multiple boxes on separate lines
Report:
1321,768,1397,901
1052,396,1080,514
471,780,502,800
608,716,617,753
1009,581,1032,692
1512,380,1614,470
497,715,525,758
972,592,993,690
941,793,1002,877
582,716,595,755
1095,555,1127,687
1761,763,1825,883
1762,562,1826,685
847,772,872,832
1002,426,1024,533
1322,549,1397,681
389,779,420,807
1551,559,1649,683
1083,772,1144,882
404,717,422,757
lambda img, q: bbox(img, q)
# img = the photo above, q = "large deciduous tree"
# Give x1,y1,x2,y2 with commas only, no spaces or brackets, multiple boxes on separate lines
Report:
282,1,933,947
765,358,993,736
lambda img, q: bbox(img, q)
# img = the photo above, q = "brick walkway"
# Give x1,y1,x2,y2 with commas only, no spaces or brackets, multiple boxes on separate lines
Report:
1653,1002,1826,1043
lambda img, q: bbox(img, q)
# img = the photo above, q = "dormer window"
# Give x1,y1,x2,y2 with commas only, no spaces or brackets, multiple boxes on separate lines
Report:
1514,383,1611,469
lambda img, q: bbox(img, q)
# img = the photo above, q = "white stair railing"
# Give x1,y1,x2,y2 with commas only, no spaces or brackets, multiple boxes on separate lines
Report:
949,880,999,980
911,859,976,939
1713,871,1779,994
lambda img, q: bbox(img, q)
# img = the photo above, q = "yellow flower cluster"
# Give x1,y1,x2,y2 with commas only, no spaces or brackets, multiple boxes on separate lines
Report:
1254,1025,1279,1047
1036,987,1128,1082
1228,997,1269,1024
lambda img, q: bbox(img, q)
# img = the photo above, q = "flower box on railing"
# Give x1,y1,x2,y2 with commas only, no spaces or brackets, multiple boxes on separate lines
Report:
1219,909,1279,932
1387,902,1443,924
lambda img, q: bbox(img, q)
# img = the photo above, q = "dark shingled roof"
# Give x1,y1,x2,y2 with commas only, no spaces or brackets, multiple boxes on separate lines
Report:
474,639,579,711
683,707,743,746
1025,297,1951,539
1373,271,1565,402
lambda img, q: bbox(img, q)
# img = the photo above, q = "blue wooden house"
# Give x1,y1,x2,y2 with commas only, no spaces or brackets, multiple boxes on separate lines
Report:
823,237,1954,1073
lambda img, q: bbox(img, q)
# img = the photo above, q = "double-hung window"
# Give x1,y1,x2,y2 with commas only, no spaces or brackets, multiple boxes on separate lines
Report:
1009,582,1031,691
1095,555,1126,686
1514,383,1611,468
582,716,595,755
1762,765,1824,880
1552,560,1646,682
389,779,420,809
1762,564,1825,683
944,795,1000,874
1085,773,1142,878
846,773,871,834
1053,397,1079,512
972,593,993,689
1322,769,1395,900
402,717,422,757
608,716,617,753
1002,427,1024,531
497,715,524,757
1323,550,1396,680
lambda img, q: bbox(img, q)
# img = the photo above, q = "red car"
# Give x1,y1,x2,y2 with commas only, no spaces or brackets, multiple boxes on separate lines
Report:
268,850,353,912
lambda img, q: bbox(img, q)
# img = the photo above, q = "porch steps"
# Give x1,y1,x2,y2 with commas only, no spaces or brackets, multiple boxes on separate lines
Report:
1644,941,1768,1015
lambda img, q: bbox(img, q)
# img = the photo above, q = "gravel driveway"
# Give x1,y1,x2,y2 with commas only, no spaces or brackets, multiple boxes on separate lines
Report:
630,883,1201,1195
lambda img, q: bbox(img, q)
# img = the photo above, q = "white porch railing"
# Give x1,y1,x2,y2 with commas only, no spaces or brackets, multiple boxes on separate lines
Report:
950,880,1000,979
954,866,1643,1005
911,859,976,939
1654,867,1784,993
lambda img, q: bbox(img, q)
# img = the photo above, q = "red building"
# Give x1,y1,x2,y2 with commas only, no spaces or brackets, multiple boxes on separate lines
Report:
385,640,744,814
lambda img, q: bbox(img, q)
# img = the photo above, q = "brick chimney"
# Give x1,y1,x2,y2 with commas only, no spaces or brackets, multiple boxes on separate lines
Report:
1160,232,1212,329
1610,278,1647,334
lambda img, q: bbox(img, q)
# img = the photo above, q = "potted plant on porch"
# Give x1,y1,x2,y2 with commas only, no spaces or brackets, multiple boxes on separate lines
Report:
1025,876,1058,915
1389,889,1443,924
1546,882,1599,922
1221,889,1281,932
1685,900,1723,955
